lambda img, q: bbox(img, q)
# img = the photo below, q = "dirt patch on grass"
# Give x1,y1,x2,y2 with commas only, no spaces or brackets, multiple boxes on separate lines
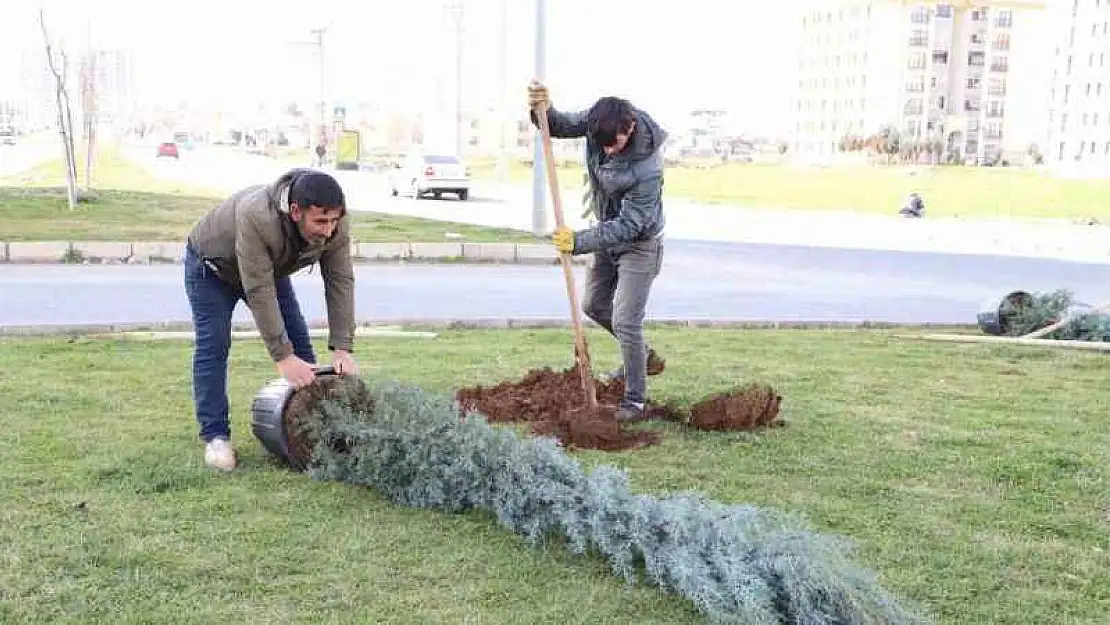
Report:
456,366,785,452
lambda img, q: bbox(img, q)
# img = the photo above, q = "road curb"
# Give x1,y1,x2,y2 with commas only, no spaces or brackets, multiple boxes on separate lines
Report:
0,241,583,266
0,318,979,337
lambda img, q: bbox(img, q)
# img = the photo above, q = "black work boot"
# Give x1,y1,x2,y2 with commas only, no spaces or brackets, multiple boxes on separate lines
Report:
605,348,666,381
614,401,646,422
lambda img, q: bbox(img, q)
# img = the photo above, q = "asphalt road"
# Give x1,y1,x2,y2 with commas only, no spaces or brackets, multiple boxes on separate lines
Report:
123,144,1110,264
4,239,1108,328
0,139,55,177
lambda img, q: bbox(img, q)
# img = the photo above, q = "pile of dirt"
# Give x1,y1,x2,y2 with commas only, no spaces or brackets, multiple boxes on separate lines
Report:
456,367,670,451
455,366,786,452
687,383,784,431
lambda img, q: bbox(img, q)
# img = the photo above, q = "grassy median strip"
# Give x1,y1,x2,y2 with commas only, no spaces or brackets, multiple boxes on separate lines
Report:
1,327,1106,624
0,150,539,243
467,158,1110,220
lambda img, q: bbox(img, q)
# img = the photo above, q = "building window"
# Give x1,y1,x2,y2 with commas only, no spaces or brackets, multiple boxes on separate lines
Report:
910,30,929,46
933,50,949,64
991,56,1009,73
969,51,986,66
911,6,929,23
993,34,1010,52
967,77,982,89
936,4,953,18
995,10,1013,28
909,52,927,69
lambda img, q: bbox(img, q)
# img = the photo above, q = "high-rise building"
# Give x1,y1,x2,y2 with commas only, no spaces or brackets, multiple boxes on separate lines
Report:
1045,0,1110,175
792,1,1048,164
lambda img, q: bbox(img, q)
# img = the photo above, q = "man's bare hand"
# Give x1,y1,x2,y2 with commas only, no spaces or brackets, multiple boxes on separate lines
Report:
332,350,359,376
277,355,316,388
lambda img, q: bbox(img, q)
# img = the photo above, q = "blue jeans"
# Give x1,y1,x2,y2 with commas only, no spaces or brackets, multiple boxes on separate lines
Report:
183,245,315,442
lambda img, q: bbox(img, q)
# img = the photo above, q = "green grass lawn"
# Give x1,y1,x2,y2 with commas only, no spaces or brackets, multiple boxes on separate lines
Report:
2,327,1107,624
467,157,1110,220
0,150,540,243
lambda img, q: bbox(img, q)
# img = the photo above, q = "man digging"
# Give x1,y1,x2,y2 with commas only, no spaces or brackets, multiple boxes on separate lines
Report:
528,81,667,422
184,168,359,470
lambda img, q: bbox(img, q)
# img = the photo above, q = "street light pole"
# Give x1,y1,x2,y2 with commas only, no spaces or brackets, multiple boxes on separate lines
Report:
532,0,548,237
496,0,508,184
312,28,327,153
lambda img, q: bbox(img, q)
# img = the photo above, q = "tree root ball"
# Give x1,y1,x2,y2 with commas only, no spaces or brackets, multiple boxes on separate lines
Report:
282,375,375,468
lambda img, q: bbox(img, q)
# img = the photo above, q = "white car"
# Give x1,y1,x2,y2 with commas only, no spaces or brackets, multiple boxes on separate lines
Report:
389,153,470,201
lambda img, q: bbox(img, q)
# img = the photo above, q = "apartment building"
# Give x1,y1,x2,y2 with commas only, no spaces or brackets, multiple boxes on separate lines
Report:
1045,0,1110,175
793,1,1048,163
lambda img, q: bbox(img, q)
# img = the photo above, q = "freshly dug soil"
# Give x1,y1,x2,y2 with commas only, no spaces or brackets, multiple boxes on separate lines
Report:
457,366,786,451
456,367,672,451
687,383,784,431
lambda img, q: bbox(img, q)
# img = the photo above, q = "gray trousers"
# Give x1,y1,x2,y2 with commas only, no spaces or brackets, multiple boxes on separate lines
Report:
582,238,664,406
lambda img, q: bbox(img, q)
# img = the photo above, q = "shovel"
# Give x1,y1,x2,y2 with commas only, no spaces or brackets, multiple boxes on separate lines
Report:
533,100,599,411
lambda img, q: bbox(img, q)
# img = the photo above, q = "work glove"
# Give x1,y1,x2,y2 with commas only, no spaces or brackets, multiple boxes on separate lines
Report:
527,80,550,110
552,225,575,254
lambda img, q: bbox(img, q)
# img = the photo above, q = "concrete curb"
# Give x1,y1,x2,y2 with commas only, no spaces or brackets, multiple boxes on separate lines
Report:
0,318,980,337
0,241,584,266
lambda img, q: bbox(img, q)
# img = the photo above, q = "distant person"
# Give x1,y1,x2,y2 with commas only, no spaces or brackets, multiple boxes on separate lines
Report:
899,192,925,218
315,143,326,167
527,80,667,423
183,168,359,470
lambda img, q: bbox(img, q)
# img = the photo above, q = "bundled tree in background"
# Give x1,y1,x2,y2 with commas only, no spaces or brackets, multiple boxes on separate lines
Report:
37,8,79,210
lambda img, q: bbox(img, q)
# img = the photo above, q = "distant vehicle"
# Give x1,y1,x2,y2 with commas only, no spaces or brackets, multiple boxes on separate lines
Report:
0,129,15,146
389,153,470,200
157,141,179,159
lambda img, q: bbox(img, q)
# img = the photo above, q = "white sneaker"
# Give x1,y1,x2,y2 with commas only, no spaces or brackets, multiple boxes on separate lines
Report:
204,437,237,471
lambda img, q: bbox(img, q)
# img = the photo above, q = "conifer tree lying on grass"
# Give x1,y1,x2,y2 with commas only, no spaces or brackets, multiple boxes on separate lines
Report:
286,375,932,624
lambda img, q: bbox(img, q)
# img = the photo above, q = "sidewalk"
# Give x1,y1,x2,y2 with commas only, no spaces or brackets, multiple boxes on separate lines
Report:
0,240,580,266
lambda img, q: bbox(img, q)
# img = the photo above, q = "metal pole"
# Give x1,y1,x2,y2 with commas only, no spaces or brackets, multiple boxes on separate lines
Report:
454,4,464,156
311,28,327,154
531,0,548,237
496,0,509,184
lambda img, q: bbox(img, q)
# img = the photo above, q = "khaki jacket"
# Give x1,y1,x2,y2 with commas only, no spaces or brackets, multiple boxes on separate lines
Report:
187,169,355,361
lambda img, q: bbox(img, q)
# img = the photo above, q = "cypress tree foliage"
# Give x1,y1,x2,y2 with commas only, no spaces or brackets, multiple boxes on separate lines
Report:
291,376,932,624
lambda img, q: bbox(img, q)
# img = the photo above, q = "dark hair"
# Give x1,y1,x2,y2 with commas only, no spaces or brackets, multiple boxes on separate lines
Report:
289,171,346,214
587,97,635,147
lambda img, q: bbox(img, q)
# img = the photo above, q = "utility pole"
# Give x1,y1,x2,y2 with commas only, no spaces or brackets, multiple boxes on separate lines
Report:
448,2,464,156
496,0,509,184
310,27,327,154
532,0,548,237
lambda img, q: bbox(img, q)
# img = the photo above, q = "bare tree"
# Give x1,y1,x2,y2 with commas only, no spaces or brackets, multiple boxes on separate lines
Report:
38,8,79,210
79,49,98,190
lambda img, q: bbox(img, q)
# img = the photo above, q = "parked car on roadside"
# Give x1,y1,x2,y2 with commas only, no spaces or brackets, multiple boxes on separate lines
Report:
0,128,16,146
157,141,179,159
389,153,470,200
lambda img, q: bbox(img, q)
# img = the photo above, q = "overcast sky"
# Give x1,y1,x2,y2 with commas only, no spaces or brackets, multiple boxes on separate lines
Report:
2,0,801,133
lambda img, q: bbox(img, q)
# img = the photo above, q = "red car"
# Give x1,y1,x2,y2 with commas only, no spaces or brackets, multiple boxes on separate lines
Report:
156,142,179,159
